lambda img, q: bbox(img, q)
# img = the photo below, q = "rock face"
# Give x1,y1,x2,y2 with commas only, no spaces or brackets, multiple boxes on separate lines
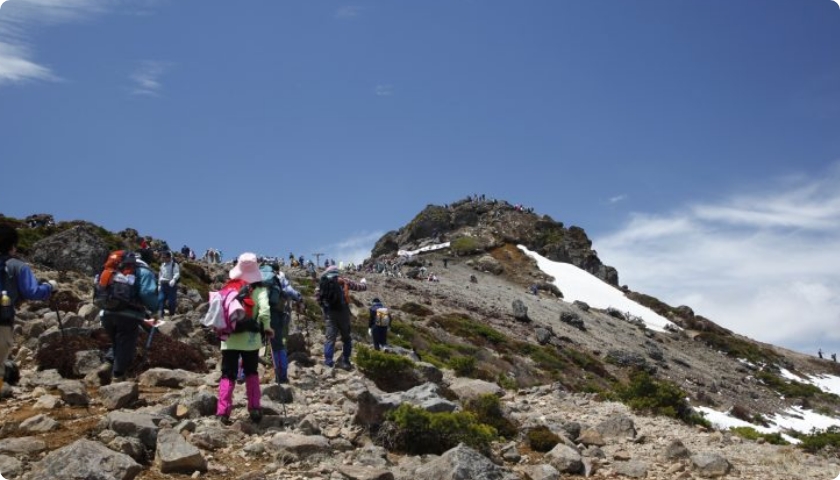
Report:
31,223,111,275
369,200,618,285
24,439,142,480
155,428,207,474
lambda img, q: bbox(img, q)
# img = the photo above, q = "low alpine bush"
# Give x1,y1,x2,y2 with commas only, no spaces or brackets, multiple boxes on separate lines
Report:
380,403,497,455
526,426,560,452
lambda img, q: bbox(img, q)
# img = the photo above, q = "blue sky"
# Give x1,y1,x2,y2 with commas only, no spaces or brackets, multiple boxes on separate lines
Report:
1,0,839,356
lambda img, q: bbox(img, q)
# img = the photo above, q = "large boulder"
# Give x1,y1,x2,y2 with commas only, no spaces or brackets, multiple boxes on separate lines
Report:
414,443,518,480
31,224,112,276
24,439,141,480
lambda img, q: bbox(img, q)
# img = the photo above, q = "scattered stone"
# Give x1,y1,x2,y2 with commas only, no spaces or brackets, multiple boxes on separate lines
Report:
24,439,141,480
414,444,518,480
691,452,732,478
155,428,208,474
99,381,139,410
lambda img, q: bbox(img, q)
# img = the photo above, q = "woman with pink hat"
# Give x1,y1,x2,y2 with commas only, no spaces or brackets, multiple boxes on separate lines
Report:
216,252,274,424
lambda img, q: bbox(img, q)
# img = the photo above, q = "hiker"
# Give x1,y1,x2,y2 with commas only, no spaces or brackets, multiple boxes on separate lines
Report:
216,253,273,424
318,265,365,369
530,284,539,295
819,348,824,359
157,251,180,318
368,297,391,351
833,353,837,363
261,263,302,384
0,225,56,392
443,258,449,268
180,245,190,257
99,252,159,382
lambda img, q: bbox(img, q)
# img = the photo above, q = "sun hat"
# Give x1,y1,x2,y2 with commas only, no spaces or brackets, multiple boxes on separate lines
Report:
229,252,263,284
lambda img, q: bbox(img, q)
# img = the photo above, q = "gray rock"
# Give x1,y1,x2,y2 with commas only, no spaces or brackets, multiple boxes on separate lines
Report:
109,436,149,463
519,464,560,480
414,361,444,384
177,391,218,418
57,380,89,406
665,439,691,460
0,454,23,478
559,311,585,331
138,368,196,388
576,428,605,446
355,383,456,427
269,432,330,457
28,369,64,388
535,328,552,345
37,328,94,347
475,255,504,275
614,460,648,478
33,394,61,410
546,443,583,474
448,378,504,402
691,452,732,478
298,414,321,435
572,300,590,312
559,421,581,441
0,436,47,455
19,414,60,434
512,299,529,322
24,439,141,480
107,411,169,448
595,414,636,439
337,465,395,480
99,381,139,410
78,303,100,322
73,350,102,377
262,384,294,403
31,224,110,275
353,445,390,468
155,428,207,474
414,444,518,480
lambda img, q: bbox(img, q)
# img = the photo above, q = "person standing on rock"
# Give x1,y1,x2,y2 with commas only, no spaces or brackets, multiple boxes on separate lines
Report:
318,265,365,370
0,225,56,393
216,253,273,424
99,253,159,383
157,250,180,318
368,297,391,351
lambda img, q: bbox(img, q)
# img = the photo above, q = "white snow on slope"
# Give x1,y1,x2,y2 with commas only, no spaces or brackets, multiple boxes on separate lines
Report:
518,245,675,332
398,242,450,257
697,405,840,444
780,368,840,398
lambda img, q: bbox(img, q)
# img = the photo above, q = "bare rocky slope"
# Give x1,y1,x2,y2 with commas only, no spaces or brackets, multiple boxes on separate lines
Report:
1,206,839,480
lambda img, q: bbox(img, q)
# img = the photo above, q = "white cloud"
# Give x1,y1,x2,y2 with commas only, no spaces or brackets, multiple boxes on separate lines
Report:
609,194,627,204
375,84,393,96
129,60,171,96
595,163,840,355
0,0,164,87
0,40,55,84
335,6,362,18
320,231,384,265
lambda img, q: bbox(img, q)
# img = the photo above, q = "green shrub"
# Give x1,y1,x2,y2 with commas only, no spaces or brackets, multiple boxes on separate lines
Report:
526,426,560,452
430,314,507,347
382,404,497,455
729,427,788,445
755,371,828,400
617,371,701,425
448,356,476,377
465,394,517,439
355,346,419,392
451,236,481,255
497,373,518,390
797,426,840,454
400,302,434,317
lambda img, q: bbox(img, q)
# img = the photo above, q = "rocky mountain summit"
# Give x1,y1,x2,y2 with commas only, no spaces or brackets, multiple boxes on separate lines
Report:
1,205,840,480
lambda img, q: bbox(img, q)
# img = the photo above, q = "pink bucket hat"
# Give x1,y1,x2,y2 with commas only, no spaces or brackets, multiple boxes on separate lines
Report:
229,252,263,284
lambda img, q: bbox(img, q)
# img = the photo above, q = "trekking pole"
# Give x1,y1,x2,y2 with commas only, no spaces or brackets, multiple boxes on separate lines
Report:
139,320,157,368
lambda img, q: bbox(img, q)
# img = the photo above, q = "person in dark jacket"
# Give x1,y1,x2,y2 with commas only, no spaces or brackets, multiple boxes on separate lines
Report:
100,254,159,382
0,225,55,392
368,297,390,351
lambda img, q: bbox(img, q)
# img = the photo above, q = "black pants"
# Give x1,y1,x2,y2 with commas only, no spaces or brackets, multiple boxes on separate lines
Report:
101,312,142,377
220,349,259,381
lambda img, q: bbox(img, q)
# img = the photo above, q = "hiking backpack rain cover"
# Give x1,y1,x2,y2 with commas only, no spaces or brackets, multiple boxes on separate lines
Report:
200,278,254,340
93,251,145,311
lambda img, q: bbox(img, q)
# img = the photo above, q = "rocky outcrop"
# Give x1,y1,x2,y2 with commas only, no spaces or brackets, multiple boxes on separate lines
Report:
31,223,111,275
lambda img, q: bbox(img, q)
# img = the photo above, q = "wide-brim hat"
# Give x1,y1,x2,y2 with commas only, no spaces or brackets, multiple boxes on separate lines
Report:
229,252,263,284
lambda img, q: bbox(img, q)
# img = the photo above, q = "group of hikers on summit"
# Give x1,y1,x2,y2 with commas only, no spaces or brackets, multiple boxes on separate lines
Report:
0,224,393,425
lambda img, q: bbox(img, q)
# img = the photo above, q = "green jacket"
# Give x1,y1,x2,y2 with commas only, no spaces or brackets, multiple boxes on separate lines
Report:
221,286,270,351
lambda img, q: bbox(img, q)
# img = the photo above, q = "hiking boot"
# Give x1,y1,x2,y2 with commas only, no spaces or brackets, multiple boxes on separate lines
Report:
249,409,263,424
336,359,353,371
215,414,231,426
324,360,335,368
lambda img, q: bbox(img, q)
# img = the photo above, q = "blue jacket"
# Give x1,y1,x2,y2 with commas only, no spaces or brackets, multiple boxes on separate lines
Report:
1,255,52,306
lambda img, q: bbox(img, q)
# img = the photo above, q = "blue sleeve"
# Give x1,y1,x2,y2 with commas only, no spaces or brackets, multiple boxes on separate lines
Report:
138,267,159,313
16,265,51,301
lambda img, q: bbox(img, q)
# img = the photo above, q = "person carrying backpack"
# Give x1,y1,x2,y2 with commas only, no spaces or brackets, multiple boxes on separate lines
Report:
96,251,159,382
368,297,391,351
260,263,301,384
157,251,180,318
216,252,273,424
318,265,365,370
0,225,55,394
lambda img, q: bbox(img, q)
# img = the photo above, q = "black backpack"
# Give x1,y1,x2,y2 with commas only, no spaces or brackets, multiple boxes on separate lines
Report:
319,275,344,310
